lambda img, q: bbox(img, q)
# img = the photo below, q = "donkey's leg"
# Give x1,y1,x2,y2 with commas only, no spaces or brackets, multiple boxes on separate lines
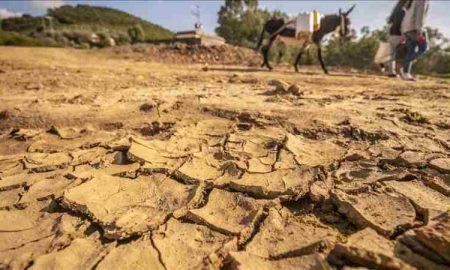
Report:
260,39,268,68
294,41,310,72
261,50,267,68
263,36,277,71
317,46,328,74
294,49,303,72
278,47,284,62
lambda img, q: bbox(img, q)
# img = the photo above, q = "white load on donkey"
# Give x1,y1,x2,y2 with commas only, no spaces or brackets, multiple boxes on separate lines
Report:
277,11,323,45
295,11,323,39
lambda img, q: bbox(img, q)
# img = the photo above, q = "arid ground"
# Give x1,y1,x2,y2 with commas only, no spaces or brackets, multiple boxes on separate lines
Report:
0,46,449,270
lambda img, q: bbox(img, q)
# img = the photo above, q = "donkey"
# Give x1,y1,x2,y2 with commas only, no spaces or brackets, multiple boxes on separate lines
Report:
256,5,355,74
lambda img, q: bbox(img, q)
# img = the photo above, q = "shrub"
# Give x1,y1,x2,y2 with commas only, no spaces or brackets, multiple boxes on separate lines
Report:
324,35,379,70
97,32,114,47
128,24,145,43
415,49,450,74
79,42,90,49
0,31,59,47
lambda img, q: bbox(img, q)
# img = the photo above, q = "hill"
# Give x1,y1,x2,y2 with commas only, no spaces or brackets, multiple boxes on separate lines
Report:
0,4,174,47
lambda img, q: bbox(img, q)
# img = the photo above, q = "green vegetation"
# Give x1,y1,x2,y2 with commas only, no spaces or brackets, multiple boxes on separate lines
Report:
128,24,145,43
215,0,450,74
0,30,58,47
0,4,173,48
216,0,287,48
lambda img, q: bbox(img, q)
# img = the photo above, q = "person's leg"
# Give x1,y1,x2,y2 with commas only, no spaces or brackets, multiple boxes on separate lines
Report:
386,47,395,75
388,36,401,76
403,31,419,76
388,61,397,77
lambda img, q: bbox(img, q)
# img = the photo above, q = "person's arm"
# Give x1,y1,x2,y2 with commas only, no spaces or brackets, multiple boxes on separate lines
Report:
388,4,400,24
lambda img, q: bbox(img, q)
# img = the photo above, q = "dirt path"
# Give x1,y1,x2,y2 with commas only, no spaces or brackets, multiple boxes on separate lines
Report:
0,47,449,270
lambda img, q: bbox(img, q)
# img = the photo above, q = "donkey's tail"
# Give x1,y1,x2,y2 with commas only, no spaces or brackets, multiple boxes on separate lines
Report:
255,24,266,51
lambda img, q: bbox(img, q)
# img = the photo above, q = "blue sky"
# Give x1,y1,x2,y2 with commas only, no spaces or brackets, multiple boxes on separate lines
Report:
1,1,449,38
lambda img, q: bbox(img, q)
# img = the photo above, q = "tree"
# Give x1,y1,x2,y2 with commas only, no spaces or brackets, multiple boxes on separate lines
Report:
128,24,144,43
423,27,449,49
216,0,271,47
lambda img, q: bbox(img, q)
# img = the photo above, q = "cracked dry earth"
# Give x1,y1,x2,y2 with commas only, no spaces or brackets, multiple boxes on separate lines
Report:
0,47,449,270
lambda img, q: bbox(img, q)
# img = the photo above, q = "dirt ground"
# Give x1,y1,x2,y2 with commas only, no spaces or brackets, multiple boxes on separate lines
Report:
0,46,449,270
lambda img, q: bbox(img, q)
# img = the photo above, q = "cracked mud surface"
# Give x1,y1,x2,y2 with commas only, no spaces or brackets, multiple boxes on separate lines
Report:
0,47,449,270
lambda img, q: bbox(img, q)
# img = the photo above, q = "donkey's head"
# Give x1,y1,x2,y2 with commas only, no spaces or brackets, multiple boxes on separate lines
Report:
337,5,355,39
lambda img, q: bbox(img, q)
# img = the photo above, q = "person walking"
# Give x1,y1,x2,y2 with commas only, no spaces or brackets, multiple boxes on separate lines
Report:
400,0,430,81
384,0,409,77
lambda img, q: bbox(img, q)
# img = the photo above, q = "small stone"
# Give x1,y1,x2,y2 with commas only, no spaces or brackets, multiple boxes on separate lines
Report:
397,215,450,268
241,78,259,84
25,83,43,90
393,151,428,168
287,84,302,96
0,110,9,120
268,79,289,88
429,158,450,174
139,103,155,112
309,181,330,202
331,189,416,236
385,180,450,223
275,84,287,93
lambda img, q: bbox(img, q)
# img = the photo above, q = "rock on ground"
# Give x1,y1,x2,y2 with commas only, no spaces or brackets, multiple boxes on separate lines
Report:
184,188,266,236
331,189,416,236
226,252,331,270
245,207,339,259
96,237,164,270
62,173,196,239
152,218,232,270
385,180,450,223
396,214,450,269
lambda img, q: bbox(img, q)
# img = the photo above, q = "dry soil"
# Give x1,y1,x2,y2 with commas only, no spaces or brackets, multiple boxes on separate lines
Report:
0,46,449,270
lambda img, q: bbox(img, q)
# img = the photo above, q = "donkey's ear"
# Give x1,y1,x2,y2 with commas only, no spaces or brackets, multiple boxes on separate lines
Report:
345,4,356,16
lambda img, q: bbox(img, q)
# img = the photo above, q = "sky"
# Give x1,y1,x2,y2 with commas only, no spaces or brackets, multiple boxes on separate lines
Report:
0,0,449,39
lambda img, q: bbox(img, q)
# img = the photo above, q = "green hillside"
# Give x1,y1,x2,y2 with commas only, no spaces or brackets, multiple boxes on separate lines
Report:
0,4,174,47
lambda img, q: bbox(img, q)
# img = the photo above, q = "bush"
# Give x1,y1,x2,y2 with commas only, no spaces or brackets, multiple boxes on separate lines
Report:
114,33,131,46
128,24,145,43
415,49,450,74
97,32,114,47
0,30,58,47
1,15,43,33
324,35,379,70
63,30,93,44
78,42,90,49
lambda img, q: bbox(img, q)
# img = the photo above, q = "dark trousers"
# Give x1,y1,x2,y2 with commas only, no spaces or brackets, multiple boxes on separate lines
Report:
403,30,428,73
